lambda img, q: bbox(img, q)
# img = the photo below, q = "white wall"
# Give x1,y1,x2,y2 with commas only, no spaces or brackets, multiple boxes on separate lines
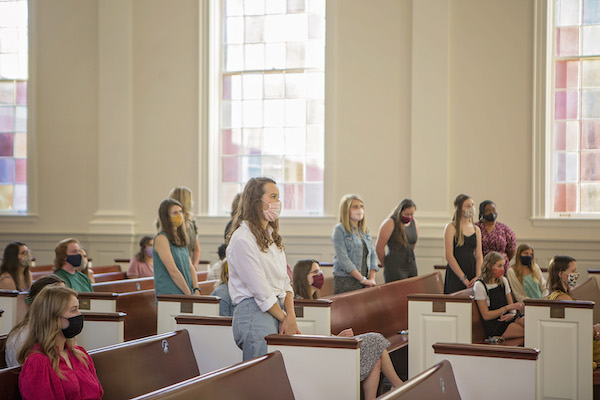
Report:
0,0,599,270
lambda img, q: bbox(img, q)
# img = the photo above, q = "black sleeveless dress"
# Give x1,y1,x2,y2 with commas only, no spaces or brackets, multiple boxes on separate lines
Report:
383,219,418,282
443,233,477,294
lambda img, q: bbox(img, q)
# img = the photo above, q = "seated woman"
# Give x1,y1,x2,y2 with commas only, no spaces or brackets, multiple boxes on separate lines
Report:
127,235,154,279
293,259,403,400
0,241,33,291
506,243,547,302
210,263,234,316
79,247,95,284
207,243,227,282
473,251,525,339
547,255,600,369
5,275,65,367
18,285,104,399
52,238,93,293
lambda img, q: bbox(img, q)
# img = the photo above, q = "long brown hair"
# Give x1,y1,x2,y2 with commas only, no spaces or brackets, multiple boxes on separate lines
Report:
292,259,319,300
339,194,368,234
452,194,472,247
389,199,416,248
226,177,283,252
18,286,88,378
511,243,541,286
53,238,79,272
168,186,193,220
157,198,189,247
480,251,505,285
548,255,576,295
1,241,32,291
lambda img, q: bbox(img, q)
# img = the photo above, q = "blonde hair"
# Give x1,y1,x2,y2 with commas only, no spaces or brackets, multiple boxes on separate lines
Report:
18,285,88,378
226,177,284,252
339,194,368,235
511,243,542,287
480,251,505,285
168,187,193,220
53,238,79,272
452,194,472,247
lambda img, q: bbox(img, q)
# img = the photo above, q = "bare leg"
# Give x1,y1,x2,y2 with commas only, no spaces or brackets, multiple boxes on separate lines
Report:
516,317,525,327
502,322,524,339
363,358,381,400
380,350,404,388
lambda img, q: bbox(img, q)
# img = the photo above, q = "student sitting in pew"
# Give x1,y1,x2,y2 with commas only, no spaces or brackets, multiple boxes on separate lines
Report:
154,198,201,297
210,262,234,316
474,251,525,339
127,235,154,279
53,238,93,293
226,177,300,361
79,247,95,283
506,243,547,302
548,255,600,369
207,243,227,282
5,275,65,367
293,259,404,400
0,241,33,291
18,285,103,399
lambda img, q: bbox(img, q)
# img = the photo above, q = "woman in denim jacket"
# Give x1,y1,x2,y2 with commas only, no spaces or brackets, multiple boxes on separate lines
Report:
332,194,379,294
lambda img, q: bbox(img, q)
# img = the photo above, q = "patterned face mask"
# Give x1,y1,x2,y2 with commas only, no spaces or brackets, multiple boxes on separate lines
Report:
463,208,474,219
566,272,580,288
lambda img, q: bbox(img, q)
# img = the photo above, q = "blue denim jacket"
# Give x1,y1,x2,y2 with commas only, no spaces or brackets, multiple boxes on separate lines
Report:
332,223,379,277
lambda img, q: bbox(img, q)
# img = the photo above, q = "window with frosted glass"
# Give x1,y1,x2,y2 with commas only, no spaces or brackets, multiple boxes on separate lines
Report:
551,0,600,214
0,0,27,213
217,0,325,216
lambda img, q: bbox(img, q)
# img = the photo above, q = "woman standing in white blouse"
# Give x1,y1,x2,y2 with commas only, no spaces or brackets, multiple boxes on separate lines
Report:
226,177,300,361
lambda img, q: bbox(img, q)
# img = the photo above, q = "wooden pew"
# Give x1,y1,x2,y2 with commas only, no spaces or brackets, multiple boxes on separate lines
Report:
77,311,126,350
29,264,53,271
571,276,600,324
156,294,220,335
376,360,461,400
130,350,294,400
0,290,27,335
196,270,208,282
93,271,127,283
0,365,20,400
93,276,155,293
266,334,362,400
524,298,594,400
432,343,539,399
0,333,7,369
198,278,216,294
88,329,199,400
78,290,157,341
92,264,122,274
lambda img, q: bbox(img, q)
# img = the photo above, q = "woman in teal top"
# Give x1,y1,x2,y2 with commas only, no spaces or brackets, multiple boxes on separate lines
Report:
506,243,548,302
153,198,200,297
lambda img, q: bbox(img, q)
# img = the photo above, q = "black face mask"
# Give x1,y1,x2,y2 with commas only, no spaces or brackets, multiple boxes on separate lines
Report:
484,212,498,222
520,255,533,266
66,254,82,267
62,314,84,339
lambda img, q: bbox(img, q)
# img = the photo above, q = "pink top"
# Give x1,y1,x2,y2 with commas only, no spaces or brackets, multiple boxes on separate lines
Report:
19,344,103,400
127,258,154,278
475,221,516,272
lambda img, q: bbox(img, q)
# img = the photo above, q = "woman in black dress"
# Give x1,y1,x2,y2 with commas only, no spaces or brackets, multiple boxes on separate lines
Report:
443,194,483,294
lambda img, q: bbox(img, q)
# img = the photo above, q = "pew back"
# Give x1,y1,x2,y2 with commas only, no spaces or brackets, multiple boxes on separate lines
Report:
0,366,21,400
92,277,154,293
89,330,199,400
93,271,127,283
0,291,27,335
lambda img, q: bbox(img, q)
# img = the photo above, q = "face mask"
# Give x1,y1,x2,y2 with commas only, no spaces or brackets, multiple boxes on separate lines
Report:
311,273,324,289
493,268,504,279
484,212,497,222
350,209,364,222
400,215,412,224
171,214,183,228
66,254,82,267
144,247,153,257
61,314,84,339
520,255,532,266
566,272,580,288
262,200,282,222
19,254,32,267
463,208,474,219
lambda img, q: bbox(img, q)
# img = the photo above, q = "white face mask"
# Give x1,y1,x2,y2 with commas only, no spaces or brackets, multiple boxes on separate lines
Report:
350,209,364,222
463,208,474,219
262,200,282,222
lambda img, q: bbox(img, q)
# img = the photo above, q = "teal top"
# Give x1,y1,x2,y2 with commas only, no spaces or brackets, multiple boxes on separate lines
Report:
54,269,93,293
153,232,193,296
523,273,543,299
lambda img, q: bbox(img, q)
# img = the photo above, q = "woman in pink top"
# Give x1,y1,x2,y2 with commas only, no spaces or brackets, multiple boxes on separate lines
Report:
475,200,516,273
127,236,154,279
18,285,103,400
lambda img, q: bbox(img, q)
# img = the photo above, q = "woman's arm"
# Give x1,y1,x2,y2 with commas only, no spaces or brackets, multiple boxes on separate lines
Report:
276,291,300,334
444,223,470,288
189,259,199,295
0,275,17,290
413,218,419,249
191,238,201,270
505,226,517,261
375,218,394,266
471,226,483,286
155,234,193,295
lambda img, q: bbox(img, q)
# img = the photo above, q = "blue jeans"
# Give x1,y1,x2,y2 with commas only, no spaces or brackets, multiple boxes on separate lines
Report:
232,297,281,361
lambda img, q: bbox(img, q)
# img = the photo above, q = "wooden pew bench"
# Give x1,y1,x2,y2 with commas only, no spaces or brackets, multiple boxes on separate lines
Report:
93,276,155,293
78,311,126,350
78,290,157,340
156,294,220,334
130,350,294,400
89,330,199,400
0,333,7,369
0,290,27,335
92,264,121,274
93,271,127,283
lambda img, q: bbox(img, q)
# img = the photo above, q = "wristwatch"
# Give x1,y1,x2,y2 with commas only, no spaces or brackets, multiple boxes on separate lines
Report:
193,287,201,294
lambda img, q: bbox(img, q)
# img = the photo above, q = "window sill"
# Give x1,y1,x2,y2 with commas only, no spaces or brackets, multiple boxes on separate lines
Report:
530,217,600,228
0,213,38,223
